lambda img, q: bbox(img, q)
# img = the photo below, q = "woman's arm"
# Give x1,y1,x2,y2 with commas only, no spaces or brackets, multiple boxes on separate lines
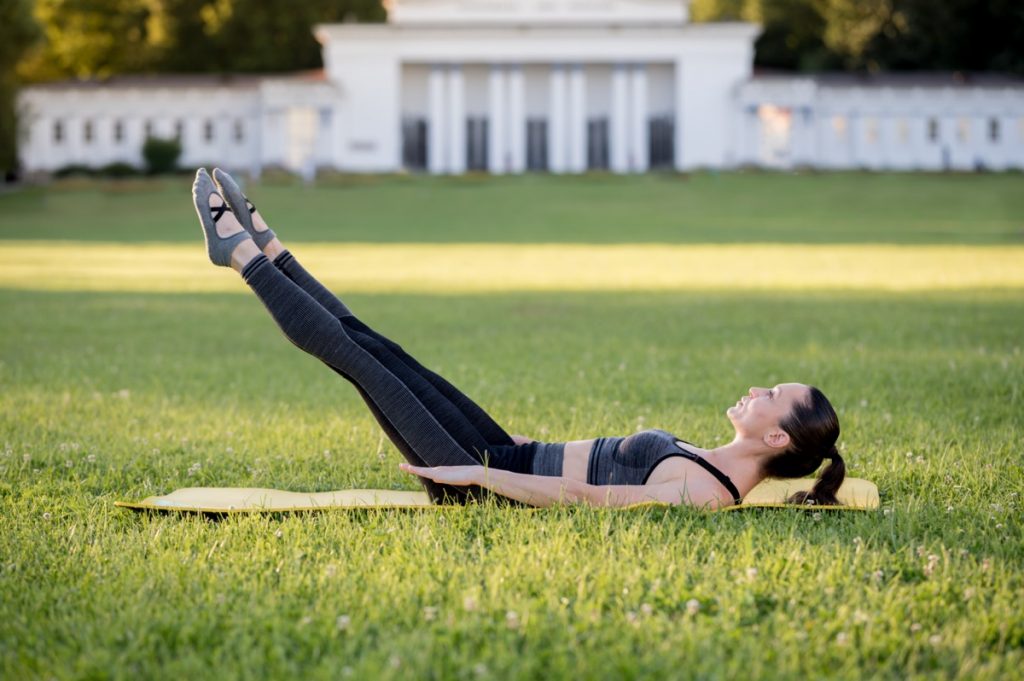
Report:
399,464,722,509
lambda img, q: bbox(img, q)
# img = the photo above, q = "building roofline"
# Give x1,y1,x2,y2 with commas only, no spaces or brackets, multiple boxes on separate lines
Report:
750,69,1024,88
314,20,759,41
22,70,327,91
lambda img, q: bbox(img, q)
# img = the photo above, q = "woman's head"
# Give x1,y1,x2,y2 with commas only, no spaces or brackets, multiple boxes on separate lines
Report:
727,383,846,506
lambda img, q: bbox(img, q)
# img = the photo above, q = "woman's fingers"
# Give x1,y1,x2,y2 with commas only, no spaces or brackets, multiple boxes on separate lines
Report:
398,463,480,486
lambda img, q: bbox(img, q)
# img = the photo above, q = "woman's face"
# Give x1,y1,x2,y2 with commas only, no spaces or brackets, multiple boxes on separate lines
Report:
727,383,811,447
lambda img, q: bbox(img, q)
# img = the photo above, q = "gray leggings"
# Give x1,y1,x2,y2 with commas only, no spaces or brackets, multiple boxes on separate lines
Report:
241,250,524,504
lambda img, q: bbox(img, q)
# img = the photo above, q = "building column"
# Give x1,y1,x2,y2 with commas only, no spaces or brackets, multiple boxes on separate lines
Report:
610,64,629,173
507,66,526,173
447,65,465,174
428,65,447,174
568,64,587,173
488,65,507,174
549,64,567,173
629,65,648,172
673,59,686,171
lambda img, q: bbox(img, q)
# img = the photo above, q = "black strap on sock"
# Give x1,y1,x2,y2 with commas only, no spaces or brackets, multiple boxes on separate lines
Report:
210,202,229,222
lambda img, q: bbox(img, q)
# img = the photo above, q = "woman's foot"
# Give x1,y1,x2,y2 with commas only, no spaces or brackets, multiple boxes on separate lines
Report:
211,168,283,254
192,168,259,270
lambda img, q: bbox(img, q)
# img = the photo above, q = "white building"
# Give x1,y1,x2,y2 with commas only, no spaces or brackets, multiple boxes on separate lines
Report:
16,0,1024,175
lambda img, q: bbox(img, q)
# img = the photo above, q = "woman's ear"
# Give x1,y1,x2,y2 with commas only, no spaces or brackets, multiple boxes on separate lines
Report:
763,429,790,450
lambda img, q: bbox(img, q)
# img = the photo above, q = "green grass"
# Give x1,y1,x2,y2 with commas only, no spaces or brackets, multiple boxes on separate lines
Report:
1,174,1022,679
1,172,1022,244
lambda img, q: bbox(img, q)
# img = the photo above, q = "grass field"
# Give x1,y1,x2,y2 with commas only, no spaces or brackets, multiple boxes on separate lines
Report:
1,173,1022,679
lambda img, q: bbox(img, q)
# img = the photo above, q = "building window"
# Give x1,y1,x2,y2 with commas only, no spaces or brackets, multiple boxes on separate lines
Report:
174,120,184,139
144,120,153,138
928,118,939,142
989,118,1000,142
53,120,64,143
896,119,909,144
203,120,214,142
114,120,124,143
83,120,93,144
956,118,970,142
233,120,244,143
831,115,847,138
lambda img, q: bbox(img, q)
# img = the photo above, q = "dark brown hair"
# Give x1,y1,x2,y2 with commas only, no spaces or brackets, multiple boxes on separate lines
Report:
760,386,845,506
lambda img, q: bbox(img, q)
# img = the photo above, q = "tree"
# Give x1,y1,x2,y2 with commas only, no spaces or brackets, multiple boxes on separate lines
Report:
0,0,40,178
692,0,1024,74
22,0,152,79
18,0,388,82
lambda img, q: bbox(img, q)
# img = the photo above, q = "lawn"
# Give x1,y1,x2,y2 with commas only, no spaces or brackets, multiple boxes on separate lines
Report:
1,173,1022,680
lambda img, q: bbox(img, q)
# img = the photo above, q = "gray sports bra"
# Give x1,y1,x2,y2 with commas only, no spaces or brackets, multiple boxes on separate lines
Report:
585,429,743,504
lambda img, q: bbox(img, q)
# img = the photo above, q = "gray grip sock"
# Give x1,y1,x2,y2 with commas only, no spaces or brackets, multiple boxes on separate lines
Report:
192,168,253,267
212,168,277,250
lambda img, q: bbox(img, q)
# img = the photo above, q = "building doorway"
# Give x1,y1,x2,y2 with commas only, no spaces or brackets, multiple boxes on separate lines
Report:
526,118,548,171
466,116,489,171
587,118,610,170
649,116,674,169
401,117,428,171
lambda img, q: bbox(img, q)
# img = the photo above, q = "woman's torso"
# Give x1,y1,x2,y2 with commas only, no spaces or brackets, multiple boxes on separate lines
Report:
560,429,705,486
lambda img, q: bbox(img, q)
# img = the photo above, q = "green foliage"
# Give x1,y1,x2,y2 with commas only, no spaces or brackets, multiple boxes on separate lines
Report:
51,163,96,178
26,0,151,79
18,0,386,82
52,160,142,178
99,160,142,177
0,0,40,177
0,175,1022,678
691,0,1024,74
141,136,181,175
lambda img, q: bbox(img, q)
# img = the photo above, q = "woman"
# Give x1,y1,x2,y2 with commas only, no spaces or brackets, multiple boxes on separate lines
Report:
192,168,846,510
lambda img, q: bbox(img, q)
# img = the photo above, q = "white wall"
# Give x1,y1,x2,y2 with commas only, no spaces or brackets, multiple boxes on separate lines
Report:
674,26,757,169
323,44,402,172
737,79,1024,171
18,84,262,172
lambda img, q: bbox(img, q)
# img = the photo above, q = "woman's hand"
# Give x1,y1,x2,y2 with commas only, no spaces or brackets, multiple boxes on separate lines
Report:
399,463,484,486
510,434,534,445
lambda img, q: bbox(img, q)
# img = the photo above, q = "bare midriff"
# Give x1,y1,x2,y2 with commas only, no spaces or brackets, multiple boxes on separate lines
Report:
561,439,597,482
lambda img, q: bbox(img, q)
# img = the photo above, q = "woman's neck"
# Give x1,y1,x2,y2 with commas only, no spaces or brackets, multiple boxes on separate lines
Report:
688,437,768,498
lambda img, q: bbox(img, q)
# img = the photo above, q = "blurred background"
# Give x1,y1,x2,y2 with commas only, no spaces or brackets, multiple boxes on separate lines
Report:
2,0,1023,181
2,4,1023,678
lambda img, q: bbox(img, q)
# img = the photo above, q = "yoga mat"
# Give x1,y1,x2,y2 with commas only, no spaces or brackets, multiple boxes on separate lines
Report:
116,477,878,514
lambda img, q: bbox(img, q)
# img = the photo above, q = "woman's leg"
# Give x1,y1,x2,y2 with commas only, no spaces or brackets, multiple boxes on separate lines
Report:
209,168,514,450
269,247,516,448
195,170,506,503
240,252,518,504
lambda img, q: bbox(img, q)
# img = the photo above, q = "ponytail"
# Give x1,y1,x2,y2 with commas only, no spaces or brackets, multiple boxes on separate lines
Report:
785,446,846,506
762,386,846,507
